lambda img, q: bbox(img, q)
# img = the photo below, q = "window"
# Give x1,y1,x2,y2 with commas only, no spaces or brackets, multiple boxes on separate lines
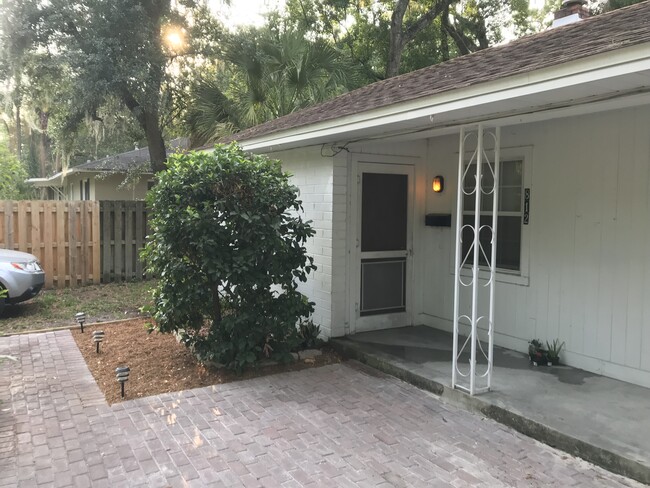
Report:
462,160,523,272
79,179,91,200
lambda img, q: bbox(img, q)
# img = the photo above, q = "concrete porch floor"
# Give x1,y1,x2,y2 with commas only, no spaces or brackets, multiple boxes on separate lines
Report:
331,325,650,485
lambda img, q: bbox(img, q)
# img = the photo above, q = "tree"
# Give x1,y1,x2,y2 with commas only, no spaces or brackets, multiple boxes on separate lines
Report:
1,0,236,174
282,0,509,79
142,144,317,371
387,0,450,77
0,0,187,173
21,53,65,177
0,0,40,160
186,27,360,144
36,0,177,172
599,0,646,12
0,139,30,199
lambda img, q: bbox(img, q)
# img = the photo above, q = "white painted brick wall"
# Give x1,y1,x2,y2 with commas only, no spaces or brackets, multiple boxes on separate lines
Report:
330,155,349,337
267,147,345,338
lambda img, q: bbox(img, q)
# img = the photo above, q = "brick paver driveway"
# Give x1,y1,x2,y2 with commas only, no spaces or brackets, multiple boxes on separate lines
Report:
0,331,643,487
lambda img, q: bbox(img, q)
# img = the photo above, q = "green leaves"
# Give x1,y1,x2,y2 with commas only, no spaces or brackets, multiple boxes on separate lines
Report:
143,143,316,372
0,142,30,199
186,27,361,145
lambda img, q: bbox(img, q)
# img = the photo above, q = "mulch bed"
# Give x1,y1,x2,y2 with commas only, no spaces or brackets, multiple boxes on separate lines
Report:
72,319,342,404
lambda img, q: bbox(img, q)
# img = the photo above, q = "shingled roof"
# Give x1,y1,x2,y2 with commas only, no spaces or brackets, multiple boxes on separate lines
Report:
74,138,189,172
228,1,650,144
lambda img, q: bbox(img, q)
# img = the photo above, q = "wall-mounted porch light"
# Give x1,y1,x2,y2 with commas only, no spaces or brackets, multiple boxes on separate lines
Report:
432,175,444,193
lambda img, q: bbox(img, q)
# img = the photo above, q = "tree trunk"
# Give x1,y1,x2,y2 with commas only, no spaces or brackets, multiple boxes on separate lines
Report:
387,0,410,78
141,0,168,173
440,5,451,61
119,85,167,173
144,111,167,173
387,0,452,78
37,110,51,177
15,103,22,160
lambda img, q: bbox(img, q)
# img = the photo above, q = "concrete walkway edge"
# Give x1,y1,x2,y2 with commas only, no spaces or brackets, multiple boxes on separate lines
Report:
330,338,650,485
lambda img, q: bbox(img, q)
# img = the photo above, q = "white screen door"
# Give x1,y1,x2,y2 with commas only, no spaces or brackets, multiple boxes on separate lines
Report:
353,162,413,333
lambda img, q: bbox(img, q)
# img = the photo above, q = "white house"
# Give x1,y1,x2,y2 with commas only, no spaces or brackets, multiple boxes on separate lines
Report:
26,138,189,201
226,1,650,390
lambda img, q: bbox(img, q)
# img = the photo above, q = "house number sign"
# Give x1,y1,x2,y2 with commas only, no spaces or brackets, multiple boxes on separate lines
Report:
523,188,530,225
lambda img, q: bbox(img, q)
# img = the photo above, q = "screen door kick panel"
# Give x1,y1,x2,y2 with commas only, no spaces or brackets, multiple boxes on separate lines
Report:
360,172,408,316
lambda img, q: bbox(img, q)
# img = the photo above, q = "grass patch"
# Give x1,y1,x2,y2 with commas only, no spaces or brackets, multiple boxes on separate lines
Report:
0,281,154,335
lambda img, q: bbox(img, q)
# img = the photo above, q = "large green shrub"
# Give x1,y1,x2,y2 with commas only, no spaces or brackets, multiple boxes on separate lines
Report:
143,144,316,370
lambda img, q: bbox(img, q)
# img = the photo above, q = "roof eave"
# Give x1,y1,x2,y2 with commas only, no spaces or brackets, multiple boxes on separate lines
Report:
235,43,650,153
26,173,64,187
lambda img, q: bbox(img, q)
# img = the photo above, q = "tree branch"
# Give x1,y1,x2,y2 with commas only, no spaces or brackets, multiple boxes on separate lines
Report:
118,83,146,127
443,21,474,56
403,1,449,44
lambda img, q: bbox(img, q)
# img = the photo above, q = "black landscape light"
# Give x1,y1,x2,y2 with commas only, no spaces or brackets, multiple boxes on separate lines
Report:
75,312,86,333
115,366,130,398
92,330,105,353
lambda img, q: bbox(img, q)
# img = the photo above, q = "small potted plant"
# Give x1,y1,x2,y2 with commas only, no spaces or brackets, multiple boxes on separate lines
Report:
528,339,547,366
545,339,565,366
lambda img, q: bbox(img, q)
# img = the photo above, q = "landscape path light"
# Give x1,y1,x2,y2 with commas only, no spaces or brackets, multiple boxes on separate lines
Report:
92,330,105,353
75,312,86,333
115,366,130,399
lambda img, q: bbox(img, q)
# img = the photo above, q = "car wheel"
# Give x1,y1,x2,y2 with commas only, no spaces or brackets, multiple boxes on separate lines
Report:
0,286,5,317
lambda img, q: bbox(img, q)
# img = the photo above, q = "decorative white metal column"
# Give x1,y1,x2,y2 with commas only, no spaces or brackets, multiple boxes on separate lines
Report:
452,124,500,395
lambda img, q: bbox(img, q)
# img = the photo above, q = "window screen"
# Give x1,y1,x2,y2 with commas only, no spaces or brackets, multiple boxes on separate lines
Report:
462,160,523,271
361,173,407,252
360,258,406,315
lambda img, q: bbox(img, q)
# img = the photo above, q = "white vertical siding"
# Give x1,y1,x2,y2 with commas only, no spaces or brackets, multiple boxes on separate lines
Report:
268,105,650,387
92,174,150,200
420,105,650,387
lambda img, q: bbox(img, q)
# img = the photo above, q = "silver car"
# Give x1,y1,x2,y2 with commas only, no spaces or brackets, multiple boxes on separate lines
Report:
0,249,46,314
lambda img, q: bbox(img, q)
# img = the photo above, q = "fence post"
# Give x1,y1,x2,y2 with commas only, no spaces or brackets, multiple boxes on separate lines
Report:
43,201,54,288
4,201,13,251
124,201,134,281
135,201,145,279
91,201,101,285
68,201,79,287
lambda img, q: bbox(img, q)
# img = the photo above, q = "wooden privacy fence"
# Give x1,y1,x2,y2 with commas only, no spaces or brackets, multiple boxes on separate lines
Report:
100,201,150,283
0,200,101,288
0,200,151,288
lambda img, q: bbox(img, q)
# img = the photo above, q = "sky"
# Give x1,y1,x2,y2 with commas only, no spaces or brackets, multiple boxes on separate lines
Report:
212,0,549,28
209,0,285,27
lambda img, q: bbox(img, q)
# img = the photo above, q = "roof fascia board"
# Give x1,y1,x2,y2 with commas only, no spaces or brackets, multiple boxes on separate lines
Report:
26,173,64,186
240,43,650,152
362,90,650,145
26,167,106,187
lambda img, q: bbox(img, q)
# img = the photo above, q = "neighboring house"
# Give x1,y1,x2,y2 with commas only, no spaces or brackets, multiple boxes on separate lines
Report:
223,2,650,389
26,138,190,201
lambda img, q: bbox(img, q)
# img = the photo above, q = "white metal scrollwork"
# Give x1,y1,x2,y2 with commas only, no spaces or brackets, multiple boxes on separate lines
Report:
452,124,500,395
